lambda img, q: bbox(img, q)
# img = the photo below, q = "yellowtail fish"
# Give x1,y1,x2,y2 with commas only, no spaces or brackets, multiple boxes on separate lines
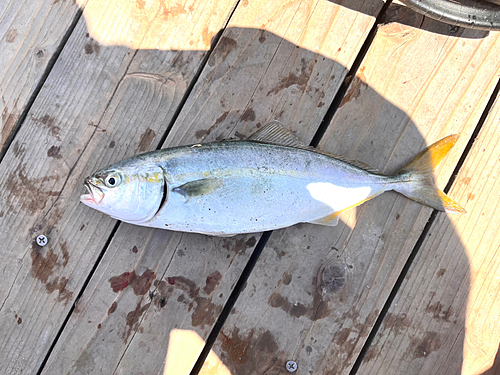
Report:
81,122,465,236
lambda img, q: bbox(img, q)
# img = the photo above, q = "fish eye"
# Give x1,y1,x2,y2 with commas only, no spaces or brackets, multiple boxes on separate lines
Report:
105,173,121,188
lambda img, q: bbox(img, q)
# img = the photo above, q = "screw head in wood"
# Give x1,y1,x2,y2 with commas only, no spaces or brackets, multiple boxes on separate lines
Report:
286,360,297,372
36,235,48,247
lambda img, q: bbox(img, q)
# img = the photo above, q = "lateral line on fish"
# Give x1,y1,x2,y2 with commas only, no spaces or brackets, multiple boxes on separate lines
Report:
168,166,313,184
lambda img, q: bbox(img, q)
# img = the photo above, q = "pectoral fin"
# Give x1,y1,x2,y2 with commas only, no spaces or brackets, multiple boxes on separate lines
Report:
173,178,223,201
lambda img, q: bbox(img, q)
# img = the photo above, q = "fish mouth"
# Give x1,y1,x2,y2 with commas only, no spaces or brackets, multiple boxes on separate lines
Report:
80,177,104,205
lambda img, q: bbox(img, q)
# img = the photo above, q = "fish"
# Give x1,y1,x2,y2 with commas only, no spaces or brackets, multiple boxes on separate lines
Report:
81,122,466,236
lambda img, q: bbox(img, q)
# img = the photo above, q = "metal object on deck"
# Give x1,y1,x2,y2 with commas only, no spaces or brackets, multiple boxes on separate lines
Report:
36,235,48,247
286,360,298,372
400,0,500,30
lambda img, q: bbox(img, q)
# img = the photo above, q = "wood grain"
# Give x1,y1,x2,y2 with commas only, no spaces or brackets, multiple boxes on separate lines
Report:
0,0,237,374
40,0,384,374
203,8,500,375
356,88,500,375
0,0,88,156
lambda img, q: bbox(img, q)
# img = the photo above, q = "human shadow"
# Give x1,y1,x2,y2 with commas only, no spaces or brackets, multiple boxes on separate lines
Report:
24,2,492,375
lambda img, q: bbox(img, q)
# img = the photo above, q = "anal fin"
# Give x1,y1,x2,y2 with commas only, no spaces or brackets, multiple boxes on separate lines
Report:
308,213,340,227
307,195,378,227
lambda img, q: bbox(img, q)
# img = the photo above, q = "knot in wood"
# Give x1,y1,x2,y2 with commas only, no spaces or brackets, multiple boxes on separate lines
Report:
320,263,346,293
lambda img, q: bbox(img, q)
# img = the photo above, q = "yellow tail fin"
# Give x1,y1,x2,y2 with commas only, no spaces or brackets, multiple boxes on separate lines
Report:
394,135,466,214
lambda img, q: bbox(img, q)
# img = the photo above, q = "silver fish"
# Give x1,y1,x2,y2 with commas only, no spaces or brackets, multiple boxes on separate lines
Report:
81,122,465,236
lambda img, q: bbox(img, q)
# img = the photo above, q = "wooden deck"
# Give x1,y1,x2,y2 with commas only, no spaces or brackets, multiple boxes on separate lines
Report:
1,0,499,374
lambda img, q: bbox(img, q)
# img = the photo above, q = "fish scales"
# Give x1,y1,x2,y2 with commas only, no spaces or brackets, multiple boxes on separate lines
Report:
147,142,389,235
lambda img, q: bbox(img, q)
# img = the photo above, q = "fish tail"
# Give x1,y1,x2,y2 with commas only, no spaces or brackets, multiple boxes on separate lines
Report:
393,135,466,214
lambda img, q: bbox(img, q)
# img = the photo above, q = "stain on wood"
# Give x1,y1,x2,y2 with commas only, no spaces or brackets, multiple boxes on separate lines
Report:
267,58,315,96
84,38,100,55
108,269,156,295
31,246,59,284
1,102,20,146
45,277,73,304
5,164,59,214
267,273,331,321
339,75,367,108
30,240,73,304
383,312,411,336
6,28,18,43
31,114,61,141
222,236,256,255
165,275,224,329
160,2,188,20
241,107,256,122
203,271,223,294
410,332,441,358
219,328,281,374
138,128,156,152
208,36,237,67
108,301,118,315
425,301,455,322
123,301,151,342
166,276,199,298
47,145,62,159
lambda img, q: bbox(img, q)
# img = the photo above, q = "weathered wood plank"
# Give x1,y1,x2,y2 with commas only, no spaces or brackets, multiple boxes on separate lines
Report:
0,1,238,374
41,0,384,374
201,8,500,375
0,0,83,155
356,89,500,374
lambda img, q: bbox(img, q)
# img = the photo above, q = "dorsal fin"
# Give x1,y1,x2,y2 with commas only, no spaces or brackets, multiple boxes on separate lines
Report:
247,121,379,173
247,121,307,148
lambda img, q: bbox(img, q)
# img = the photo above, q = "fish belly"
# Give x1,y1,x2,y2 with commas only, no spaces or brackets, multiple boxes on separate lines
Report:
147,173,385,235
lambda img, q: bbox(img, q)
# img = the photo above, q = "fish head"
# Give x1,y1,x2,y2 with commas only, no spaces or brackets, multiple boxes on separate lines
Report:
81,160,165,224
